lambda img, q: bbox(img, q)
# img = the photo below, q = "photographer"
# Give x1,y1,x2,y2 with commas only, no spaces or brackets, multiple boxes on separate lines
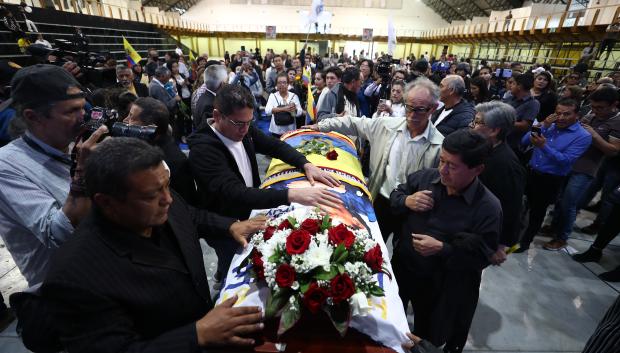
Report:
364,66,407,102
124,97,197,204
0,64,107,286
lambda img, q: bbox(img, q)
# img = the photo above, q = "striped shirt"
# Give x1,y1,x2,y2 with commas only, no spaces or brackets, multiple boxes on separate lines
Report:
0,132,74,286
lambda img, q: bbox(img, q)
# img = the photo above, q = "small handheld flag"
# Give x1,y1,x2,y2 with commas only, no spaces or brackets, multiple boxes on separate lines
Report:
123,36,142,67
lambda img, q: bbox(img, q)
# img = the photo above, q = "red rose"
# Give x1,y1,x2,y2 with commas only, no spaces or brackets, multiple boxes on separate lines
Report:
285,229,311,255
263,226,276,241
363,245,383,272
275,264,296,288
278,219,293,230
251,250,265,279
326,150,338,160
303,282,328,313
300,218,320,235
330,274,355,304
328,224,355,249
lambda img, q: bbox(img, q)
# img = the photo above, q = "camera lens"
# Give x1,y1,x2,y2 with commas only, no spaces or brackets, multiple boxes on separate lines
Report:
110,122,157,141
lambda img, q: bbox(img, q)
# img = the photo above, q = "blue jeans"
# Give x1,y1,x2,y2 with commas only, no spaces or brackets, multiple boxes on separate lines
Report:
555,172,594,241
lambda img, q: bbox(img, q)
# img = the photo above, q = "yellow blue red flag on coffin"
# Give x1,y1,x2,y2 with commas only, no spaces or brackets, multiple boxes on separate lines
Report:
123,36,142,67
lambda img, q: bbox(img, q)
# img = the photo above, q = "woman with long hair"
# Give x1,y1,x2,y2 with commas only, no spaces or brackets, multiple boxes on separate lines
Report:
530,71,557,123
470,76,490,104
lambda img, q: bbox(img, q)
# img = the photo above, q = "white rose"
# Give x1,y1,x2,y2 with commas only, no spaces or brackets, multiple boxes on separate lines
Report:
349,292,372,317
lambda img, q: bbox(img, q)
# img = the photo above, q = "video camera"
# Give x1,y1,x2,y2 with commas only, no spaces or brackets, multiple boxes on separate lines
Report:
81,107,157,141
376,55,393,81
26,39,116,87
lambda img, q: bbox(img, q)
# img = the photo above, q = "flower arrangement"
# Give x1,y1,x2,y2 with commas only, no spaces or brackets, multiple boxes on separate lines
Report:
296,138,338,160
247,208,387,336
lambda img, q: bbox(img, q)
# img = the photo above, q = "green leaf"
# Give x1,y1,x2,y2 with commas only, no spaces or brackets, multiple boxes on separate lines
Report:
265,289,290,319
314,266,338,281
300,282,310,293
277,298,301,335
336,249,348,263
321,214,331,231
337,264,345,274
331,243,345,262
268,253,280,263
287,216,298,228
324,304,351,337
369,285,385,297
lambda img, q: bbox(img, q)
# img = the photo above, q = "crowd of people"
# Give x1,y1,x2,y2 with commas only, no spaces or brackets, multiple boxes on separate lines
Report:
0,41,619,353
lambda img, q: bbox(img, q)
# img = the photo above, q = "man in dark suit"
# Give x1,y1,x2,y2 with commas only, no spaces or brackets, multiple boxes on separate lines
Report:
40,137,266,353
149,66,180,113
124,97,197,204
116,64,149,97
188,84,342,280
431,75,475,136
194,64,227,130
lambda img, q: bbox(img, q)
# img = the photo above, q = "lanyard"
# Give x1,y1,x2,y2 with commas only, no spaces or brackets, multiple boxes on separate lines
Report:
22,134,72,166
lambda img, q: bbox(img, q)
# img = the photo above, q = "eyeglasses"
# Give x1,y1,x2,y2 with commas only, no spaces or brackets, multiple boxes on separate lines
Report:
225,116,252,128
469,119,485,128
404,104,432,114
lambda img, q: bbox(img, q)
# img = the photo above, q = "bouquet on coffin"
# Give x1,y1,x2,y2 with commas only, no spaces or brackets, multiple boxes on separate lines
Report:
243,207,388,336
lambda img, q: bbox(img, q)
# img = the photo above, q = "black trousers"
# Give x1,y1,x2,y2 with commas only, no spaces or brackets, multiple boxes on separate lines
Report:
374,194,400,243
593,203,620,250
393,257,481,353
520,170,566,247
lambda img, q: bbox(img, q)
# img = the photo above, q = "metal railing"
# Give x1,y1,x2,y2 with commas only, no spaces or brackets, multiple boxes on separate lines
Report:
421,3,620,39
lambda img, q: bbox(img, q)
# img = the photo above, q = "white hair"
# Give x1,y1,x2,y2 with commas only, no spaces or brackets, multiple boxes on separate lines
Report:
204,64,228,91
405,77,440,104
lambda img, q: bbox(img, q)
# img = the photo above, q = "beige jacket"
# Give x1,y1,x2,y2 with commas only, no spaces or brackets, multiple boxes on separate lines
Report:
318,116,444,200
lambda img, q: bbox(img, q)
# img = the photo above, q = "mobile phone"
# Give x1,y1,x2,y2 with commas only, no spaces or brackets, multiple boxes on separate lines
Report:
531,126,542,135
495,68,512,78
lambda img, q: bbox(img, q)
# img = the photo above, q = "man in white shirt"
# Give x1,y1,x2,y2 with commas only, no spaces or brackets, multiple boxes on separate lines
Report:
188,84,342,279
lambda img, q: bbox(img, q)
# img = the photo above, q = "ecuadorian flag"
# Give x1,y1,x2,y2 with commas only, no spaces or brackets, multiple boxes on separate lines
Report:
123,36,142,67
303,66,315,123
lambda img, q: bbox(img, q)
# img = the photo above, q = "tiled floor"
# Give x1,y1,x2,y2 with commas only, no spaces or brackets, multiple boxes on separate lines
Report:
0,154,617,352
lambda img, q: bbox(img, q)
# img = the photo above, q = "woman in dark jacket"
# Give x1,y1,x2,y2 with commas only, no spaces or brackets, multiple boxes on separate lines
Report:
530,71,557,122
470,76,491,105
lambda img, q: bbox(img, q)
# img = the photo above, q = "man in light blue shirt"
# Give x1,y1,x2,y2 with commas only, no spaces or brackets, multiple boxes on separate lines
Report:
0,65,105,286
516,98,591,252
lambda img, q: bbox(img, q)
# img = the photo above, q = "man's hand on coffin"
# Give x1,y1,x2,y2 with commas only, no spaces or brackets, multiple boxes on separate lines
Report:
196,295,264,347
402,332,421,350
490,245,508,266
404,190,434,212
288,187,343,209
303,163,341,187
229,216,267,248
412,234,443,257
403,332,444,353
301,124,319,131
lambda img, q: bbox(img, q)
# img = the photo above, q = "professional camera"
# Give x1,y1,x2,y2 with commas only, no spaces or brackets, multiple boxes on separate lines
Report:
81,107,157,141
26,39,116,87
376,55,393,80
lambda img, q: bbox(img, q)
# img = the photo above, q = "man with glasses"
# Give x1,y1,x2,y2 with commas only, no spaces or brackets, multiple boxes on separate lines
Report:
303,77,444,242
188,84,342,283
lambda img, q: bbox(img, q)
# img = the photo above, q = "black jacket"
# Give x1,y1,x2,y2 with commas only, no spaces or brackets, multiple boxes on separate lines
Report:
158,135,196,205
193,90,215,130
39,194,236,353
430,99,475,136
116,82,149,98
188,122,309,220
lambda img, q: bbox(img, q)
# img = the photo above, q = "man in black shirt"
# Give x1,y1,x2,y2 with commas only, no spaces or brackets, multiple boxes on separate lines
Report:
40,138,266,353
472,101,526,264
390,129,501,353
